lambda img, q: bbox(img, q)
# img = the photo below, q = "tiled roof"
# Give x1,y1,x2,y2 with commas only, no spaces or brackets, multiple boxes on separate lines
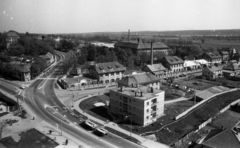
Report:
223,63,240,71
220,51,229,55
208,66,222,72
203,129,240,148
118,73,159,86
163,56,184,64
115,41,169,50
196,86,229,100
90,62,126,74
183,60,200,67
205,52,222,59
10,62,31,73
143,64,167,75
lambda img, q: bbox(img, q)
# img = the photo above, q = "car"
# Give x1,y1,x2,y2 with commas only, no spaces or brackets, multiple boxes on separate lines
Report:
96,127,108,135
84,120,97,129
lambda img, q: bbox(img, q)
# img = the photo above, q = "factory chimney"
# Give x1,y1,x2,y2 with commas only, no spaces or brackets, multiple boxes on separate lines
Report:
128,29,130,41
151,42,154,65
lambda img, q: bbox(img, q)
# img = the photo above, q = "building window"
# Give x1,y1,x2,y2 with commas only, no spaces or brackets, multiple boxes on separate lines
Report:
147,102,149,105
147,109,149,113
146,116,149,119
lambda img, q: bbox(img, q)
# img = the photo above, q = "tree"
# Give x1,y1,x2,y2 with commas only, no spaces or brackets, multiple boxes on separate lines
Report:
87,46,96,61
59,39,74,52
8,44,25,56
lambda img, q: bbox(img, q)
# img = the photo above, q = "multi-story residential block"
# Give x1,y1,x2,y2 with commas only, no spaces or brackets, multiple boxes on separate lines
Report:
219,51,229,63
161,56,184,73
88,62,126,84
142,63,167,79
195,59,211,67
202,52,222,66
202,66,222,80
118,73,160,90
6,30,20,49
109,85,165,126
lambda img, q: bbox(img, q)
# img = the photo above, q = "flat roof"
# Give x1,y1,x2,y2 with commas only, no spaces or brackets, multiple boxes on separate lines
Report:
112,86,163,101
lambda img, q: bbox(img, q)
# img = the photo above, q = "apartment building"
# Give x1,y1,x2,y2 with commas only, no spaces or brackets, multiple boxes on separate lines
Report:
219,51,230,63
203,52,222,66
109,85,165,126
88,61,126,84
161,56,184,74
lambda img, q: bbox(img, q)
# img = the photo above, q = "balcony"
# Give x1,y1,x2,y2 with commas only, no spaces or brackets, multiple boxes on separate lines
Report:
151,101,158,106
151,109,157,114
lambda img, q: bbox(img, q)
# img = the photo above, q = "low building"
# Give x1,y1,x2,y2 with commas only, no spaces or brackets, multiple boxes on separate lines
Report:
222,62,240,77
195,59,210,67
63,76,95,89
91,42,115,48
201,128,240,148
118,73,160,90
195,86,229,100
203,52,222,66
10,62,31,82
142,63,167,79
161,56,184,74
0,101,9,113
202,66,222,80
183,60,201,71
6,30,20,49
88,62,126,84
109,85,165,126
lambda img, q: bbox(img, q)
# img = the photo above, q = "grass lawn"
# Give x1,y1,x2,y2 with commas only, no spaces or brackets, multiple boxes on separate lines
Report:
210,110,240,129
79,95,113,122
104,127,141,144
0,128,58,148
216,77,240,87
161,85,182,101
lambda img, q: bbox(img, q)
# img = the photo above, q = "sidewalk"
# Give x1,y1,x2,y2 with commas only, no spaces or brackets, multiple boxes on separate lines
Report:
72,94,169,148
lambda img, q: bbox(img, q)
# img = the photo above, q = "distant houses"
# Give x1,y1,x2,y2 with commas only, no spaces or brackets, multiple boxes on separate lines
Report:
6,30,20,49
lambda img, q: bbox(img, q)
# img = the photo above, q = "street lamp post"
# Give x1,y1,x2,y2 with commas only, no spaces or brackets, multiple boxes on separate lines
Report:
126,114,132,140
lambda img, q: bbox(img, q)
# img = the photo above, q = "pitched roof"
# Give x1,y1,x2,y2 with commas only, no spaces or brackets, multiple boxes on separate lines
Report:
143,64,167,75
163,56,184,64
207,66,222,72
118,73,159,86
91,62,126,74
10,62,31,73
183,60,200,67
115,41,169,50
202,129,240,148
196,86,229,100
223,63,240,71
205,52,222,59
220,51,229,55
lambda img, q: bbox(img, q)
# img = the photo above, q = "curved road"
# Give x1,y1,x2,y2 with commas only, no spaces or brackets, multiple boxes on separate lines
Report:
0,51,142,148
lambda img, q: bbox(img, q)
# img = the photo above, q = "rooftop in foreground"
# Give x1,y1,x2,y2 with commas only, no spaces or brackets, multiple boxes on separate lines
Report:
112,86,163,100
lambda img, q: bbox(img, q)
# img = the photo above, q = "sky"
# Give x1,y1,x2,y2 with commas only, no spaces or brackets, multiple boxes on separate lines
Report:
0,0,240,34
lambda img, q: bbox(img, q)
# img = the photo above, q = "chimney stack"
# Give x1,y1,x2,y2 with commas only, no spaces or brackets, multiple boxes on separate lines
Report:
128,29,130,41
151,42,154,65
